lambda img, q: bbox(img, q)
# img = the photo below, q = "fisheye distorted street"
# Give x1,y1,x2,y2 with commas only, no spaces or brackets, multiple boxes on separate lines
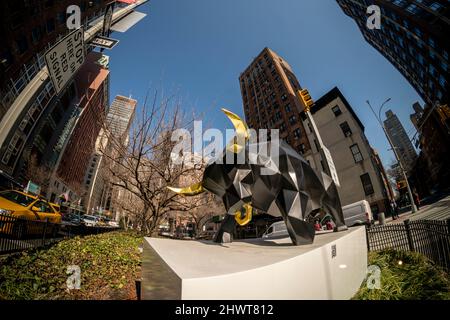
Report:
0,0,449,307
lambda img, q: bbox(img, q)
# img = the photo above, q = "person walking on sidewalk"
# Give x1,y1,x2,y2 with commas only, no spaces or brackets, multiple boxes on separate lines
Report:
390,199,399,220
413,189,421,210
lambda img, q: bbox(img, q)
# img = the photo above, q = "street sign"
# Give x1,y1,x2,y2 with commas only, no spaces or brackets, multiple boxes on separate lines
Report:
95,54,110,68
103,2,115,37
25,181,41,196
44,28,85,95
90,35,120,50
321,146,340,187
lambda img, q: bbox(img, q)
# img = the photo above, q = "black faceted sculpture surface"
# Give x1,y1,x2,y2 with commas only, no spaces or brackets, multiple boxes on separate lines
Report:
203,140,346,246
168,109,347,246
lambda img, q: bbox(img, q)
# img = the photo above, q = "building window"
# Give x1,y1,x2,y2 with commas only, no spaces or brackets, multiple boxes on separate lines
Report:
320,160,325,171
360,173,374,196
313,139,319,152
298,144,305,154
285,104,291,113
16,36,28,54
439,75,446,88
340,121,352,137
332,105,342,117
294,128,302,139
275,111,282,121
429,3,443,12
288,115,297,125
281,93,287,101
350,144,363,163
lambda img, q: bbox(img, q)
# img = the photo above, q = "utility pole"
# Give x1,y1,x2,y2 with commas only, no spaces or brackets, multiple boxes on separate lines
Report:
296,89,346,232
296,89,340,188
366,99,417,213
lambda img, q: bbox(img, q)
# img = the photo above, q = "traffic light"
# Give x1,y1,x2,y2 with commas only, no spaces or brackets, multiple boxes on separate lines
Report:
298,89,314,111
396,180,406,190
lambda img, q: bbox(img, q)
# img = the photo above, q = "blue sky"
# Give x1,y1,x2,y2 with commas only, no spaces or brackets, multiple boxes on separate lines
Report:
107,0,423,167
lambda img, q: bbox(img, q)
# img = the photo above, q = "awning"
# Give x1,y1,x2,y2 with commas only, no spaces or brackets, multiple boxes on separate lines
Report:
110,11,147,33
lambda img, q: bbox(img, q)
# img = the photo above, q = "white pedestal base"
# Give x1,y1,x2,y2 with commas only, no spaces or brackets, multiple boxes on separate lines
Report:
142,226,367,300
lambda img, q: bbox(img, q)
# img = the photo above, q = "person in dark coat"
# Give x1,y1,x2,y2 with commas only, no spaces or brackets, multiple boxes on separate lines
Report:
390,200,399,220
413,189,421,210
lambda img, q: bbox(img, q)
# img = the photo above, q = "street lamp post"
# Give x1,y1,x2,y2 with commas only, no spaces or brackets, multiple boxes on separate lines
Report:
366,99,417,213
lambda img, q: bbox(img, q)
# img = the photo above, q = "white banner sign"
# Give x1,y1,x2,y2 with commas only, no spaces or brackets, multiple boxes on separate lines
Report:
45,28,85,94
321,146,340,187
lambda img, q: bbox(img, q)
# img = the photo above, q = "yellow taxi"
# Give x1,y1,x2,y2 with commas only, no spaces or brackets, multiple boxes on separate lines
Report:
0,190,62,238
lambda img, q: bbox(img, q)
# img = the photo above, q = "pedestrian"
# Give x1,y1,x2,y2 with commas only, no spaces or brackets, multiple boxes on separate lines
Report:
325,219,334,231
390,200,399,220
314,220,321,231
413,189,421,210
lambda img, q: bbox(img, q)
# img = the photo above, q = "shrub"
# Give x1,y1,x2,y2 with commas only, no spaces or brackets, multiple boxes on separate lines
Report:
354,249,450,300
0,231,143,300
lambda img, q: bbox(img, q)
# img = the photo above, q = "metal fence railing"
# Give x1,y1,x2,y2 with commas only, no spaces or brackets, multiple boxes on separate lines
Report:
0,214,120,255
366,219,450,272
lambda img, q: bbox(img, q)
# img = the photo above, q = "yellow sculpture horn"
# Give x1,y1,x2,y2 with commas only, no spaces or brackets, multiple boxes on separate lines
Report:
222,108,249,153
235,203,253,226
221,108,250,139
167,182,205,196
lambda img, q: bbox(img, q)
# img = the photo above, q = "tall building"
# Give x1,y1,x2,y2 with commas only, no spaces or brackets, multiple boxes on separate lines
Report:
410,101,425,129
240,48,393,215
84,95,137,215
307,87,392,214
46,51,110,201
0,0,112,120
409,101,450,193
106,95,137,139
0,0,147,191
239,47,311,155
336,0,449,106
384,110,417,172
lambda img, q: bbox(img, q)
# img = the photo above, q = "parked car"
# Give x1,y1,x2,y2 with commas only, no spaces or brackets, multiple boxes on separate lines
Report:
108,220,119,228
0,190,61,238
70,215,83,225
262,221,288,239
342,200,374,226
62,213,83,225
196,230,216,240
81,215,100,227
262,214,341,240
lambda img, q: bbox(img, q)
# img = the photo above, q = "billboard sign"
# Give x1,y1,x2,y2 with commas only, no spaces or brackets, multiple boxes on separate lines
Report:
103,2,116,37
45,28,85,95
90,35,119,50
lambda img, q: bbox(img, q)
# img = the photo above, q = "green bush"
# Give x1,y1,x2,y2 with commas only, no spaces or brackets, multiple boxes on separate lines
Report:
0,231,143,300
354,249,450,300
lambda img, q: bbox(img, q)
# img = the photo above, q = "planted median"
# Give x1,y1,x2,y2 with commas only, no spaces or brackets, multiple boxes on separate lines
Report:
0,231,143,300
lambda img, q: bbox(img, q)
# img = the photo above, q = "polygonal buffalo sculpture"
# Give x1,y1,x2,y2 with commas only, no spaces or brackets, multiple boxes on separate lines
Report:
168,109,347,246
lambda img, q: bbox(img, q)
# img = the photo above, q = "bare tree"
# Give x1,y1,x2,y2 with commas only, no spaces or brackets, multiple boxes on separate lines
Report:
26,154,51,194
99,90,213,236
386,160,403,182
182,193,224,236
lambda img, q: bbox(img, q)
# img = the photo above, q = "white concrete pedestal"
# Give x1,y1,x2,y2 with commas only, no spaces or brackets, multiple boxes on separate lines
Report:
142,226,367,300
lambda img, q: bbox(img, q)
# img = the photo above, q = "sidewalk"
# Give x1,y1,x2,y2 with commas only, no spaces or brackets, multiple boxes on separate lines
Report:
375,204,432,225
